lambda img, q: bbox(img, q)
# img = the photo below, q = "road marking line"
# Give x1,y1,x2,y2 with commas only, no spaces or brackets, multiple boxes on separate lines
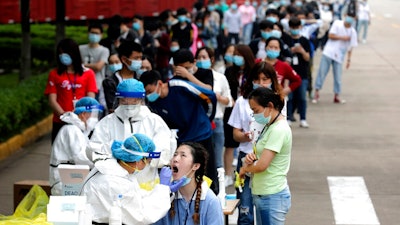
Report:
328,176,380,225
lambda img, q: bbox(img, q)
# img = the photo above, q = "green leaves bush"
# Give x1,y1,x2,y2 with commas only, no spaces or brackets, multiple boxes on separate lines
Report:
0,73,51,142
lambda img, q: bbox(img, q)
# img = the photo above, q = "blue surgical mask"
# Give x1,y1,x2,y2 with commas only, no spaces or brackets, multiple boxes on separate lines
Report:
224,54,233,63
280,0,287,5
59,53,72,66
132,22,141,31
252,2,258,7
253,82,260,90
231,3,238,10
196,59,212,69
344,16,354,25
208,5,215,11
170,46,180,52
301,19,306,26
136,69,146,78
266,16,278,23
261,31,272,40
178,15,187,23
233,55,245,67
109,63,123,73
295,0,303,7
88,33,101,43
127,59,142,72
290,29,300,36
181,175,192,186
266,49,280,59
146,84,160,102
254,108,271,125
196,22,203,28
271,30,282,38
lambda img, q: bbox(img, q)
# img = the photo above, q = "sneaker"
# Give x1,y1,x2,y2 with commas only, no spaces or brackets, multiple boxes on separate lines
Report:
232,158,238,167
334,98,346,104
225,176,233,187
299,120,309,128
312,90,319,103
362,39,367,44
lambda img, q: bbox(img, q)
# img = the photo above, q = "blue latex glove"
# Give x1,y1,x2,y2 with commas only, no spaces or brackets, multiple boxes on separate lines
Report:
169,177,186,192
159,167,172,186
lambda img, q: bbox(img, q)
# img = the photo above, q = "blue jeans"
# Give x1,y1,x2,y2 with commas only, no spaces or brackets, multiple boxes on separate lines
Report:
242,23,253,45
236,151,254,225
212,118,224,168
253,186,291,225
357,20,369,40
287,79,308,120
314,54,343,94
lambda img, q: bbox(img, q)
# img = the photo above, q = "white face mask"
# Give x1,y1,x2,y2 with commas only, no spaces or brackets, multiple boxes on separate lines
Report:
86,117,99,132
115,104,141,120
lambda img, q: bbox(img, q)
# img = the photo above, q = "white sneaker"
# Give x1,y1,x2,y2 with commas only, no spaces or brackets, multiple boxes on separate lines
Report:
299,120,309,128
225,176,233,187
232,158,238,167
362,39,367,44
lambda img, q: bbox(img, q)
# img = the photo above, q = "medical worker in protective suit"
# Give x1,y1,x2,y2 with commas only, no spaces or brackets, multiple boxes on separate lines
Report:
49,97,103,195
88,78,175,167
81,133,185,224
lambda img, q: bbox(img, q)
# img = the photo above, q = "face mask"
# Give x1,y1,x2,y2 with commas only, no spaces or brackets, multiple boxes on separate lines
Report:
59,53,72,66
187,67,195,74
146,84,160,102
109,63,123,73
116,104,141,119
266,16,278,23
170,46,180,52
266,49,280,59
253,82,260,90
132,22,141,31
233,55,245,67
271,30,282,38
178,15,187,23
261,31,272,40
196,59,212,69
295,1,303,7
254,108,271,125
208,5,215,11
273,1,280,7
245,1,250,6
196,22,203,28
136,69,146,78
231,3,238,10
224,54,233,63
252,2,258,7
344,16,354,25
262,2,268,6
301,19,306,26
281,0,287,5
86,117,99,132
126,59,142,72
323,5,330,11
290,29,300,36
88,33,101,43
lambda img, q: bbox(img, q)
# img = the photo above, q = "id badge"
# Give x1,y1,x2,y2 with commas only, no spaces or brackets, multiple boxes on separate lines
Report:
292,56,299,65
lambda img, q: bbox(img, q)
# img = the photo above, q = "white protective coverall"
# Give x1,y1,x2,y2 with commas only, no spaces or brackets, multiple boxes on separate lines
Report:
49,112,94,195
89,105,176,167
81,158,171,224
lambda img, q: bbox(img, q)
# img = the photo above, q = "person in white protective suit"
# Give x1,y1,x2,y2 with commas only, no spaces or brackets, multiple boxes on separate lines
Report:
81,133,185,225
88,78,176,167
49,97,104,195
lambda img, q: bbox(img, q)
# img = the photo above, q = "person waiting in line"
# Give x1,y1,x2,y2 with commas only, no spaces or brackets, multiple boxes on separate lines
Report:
229,61,283,225
249,19,275,60
154,142,224,225
223,1,241,45
49,97,103,195
81,134,185,224
148,21,172,82
139,70,219,195
171,8,193,50
239,87,292,225
44,38,98,144
136,55,154,80
195,46,233,190
102,41,143,112
132,14,156,60
89,78,174,168
79,22,110,101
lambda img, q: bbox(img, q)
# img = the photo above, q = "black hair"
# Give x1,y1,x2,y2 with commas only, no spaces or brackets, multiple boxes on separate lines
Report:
142,54,155,70
266,8,279,17
117,41,143,58
195,46,214,60
56,38,83,75
109,14,124,26
88,22,103,33
133,14,144,21
289,17,301,27
159,9,172,22
265,37,283,50
173,49,194,65
243,61,283,99
140,70,162,87
259,20,275,30
249,87,284,111
177,7,188,16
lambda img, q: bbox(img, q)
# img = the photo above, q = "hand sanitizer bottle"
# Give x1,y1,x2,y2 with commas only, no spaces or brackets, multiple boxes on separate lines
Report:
109,194,122,225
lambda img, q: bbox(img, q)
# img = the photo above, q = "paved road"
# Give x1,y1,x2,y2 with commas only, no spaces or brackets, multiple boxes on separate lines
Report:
1,0,399,224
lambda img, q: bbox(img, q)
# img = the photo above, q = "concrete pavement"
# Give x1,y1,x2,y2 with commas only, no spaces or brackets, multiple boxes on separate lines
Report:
1,0,400,223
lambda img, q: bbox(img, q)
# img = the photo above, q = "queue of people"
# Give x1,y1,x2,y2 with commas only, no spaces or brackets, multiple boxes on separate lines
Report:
45,0,364,224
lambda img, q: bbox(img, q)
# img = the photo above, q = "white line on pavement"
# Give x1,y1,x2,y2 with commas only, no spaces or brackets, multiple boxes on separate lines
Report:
328,176,380,225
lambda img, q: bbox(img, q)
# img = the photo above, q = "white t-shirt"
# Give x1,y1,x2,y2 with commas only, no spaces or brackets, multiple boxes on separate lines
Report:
212,70,233,119
358,3,370,21
228,96,264,154
322,20,358,63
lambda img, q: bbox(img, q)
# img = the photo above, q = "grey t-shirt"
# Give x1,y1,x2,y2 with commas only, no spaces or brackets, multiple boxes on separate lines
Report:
79,44,110,90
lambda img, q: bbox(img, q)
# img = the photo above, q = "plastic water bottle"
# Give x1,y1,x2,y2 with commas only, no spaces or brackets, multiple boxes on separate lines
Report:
109,194,122,225
217,167,226,209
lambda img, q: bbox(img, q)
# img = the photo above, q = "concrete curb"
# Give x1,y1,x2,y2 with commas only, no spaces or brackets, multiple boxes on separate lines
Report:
0,115,52,161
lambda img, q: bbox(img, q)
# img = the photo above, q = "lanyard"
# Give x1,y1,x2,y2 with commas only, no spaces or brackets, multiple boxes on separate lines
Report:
177,189,197,225
253,112,281,155
66,72,77,99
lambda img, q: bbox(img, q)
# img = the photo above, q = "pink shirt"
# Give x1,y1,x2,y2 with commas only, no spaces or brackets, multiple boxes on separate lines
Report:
238,5,256,26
